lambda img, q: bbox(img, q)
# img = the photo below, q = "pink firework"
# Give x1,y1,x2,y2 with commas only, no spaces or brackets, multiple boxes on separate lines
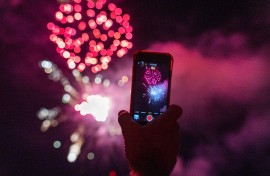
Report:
144,67,161,85
47,0,133,73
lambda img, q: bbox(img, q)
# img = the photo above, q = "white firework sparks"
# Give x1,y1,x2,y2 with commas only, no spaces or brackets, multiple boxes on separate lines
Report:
37,59,130,167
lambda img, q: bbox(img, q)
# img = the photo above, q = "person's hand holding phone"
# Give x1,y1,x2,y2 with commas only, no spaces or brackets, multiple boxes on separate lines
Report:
118,105,182,176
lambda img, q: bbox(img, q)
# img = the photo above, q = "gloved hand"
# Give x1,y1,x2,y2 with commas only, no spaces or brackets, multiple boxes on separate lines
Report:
118,105,182,176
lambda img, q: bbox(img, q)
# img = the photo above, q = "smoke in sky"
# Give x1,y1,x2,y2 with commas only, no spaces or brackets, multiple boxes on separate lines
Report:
148,38,270,175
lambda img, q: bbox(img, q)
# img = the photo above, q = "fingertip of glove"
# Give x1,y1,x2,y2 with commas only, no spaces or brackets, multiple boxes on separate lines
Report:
168,104,183,117
118,110,128,117
118,110,131,126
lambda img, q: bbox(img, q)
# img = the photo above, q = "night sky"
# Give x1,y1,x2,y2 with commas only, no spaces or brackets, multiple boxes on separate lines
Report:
1,0,270,175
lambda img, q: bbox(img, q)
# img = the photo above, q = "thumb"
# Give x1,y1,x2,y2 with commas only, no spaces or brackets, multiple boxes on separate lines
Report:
118,110,140,134
118,110,133,128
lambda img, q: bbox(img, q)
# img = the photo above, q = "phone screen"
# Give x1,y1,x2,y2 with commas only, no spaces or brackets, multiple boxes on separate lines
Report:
130,51,173,125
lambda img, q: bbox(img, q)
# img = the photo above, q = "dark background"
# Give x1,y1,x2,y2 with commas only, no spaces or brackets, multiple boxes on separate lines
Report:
1,0,270,175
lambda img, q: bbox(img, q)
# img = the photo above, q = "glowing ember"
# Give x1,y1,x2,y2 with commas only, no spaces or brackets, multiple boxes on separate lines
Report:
48,0,133,73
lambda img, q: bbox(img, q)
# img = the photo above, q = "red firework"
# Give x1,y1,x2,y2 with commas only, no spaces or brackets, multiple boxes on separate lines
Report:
47,0,133,73
144,67,161,85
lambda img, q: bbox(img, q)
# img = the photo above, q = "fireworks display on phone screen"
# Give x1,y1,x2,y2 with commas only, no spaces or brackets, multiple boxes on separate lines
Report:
143,65,167,104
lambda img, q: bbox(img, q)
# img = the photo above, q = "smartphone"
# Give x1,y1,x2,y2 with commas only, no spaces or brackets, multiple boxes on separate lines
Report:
130,51,173,125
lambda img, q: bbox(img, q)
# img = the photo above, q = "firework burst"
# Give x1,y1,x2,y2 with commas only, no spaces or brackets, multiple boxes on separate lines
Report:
37,60,130,167
143,80,168,104
144,66,161,85
47,0,133,73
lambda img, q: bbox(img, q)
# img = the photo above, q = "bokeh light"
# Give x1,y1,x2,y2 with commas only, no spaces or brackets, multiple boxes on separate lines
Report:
87,152,95,160
48,0,133,73
53,141,62,148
